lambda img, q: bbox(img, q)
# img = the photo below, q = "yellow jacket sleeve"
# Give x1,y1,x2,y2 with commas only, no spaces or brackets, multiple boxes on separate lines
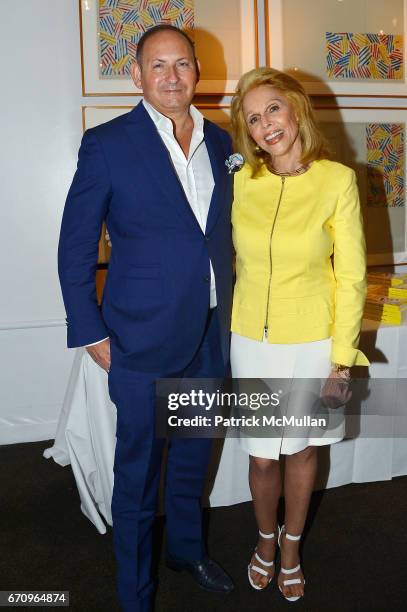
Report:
331,169,370,367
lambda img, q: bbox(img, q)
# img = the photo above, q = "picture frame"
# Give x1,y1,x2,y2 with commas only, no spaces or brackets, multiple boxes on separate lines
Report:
314,107,407,265
82,103,231,130
265,0,407,97
79,0,258,96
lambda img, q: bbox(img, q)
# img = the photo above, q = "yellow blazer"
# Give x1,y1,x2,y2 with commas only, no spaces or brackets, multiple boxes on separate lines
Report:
231,159,370,367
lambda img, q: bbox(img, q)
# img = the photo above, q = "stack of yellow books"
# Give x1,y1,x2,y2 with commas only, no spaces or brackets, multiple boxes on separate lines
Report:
367,271,407,287
364,293,407,324
367,282,407,300
364,271,407,323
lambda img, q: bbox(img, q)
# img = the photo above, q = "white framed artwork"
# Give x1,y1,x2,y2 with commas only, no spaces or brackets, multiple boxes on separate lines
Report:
266,0,407,96
315,107,407,264
80,0,258,96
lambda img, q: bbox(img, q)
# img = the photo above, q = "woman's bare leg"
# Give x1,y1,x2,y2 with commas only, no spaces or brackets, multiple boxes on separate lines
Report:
248,455,281,588
278,445,317,598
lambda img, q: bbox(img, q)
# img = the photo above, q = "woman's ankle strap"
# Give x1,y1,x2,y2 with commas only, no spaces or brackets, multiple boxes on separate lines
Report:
259,529,275,539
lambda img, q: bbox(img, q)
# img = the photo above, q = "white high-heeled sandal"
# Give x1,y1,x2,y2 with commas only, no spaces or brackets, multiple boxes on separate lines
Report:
277,524,305,602
247,529,276,590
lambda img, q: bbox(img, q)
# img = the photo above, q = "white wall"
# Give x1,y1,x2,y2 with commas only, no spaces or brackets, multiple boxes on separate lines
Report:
0,1,152,444
0,1,83,443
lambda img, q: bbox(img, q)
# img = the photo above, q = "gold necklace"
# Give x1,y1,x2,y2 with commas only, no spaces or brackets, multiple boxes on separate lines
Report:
267,163,310,177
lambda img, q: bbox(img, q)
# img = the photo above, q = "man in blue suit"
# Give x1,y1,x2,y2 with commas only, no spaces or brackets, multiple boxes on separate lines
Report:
58,25,233,612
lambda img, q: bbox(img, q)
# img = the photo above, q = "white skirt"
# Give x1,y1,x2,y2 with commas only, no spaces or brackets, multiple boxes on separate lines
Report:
230,332,345,459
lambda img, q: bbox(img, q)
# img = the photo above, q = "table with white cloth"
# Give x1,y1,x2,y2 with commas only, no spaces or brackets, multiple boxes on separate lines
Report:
44,320,407,534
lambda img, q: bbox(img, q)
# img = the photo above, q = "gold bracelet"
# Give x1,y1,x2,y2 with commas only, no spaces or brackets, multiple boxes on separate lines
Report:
331,363,351,379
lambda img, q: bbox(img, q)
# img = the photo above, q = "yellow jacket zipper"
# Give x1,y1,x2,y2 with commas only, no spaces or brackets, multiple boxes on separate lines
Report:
264,176,285,339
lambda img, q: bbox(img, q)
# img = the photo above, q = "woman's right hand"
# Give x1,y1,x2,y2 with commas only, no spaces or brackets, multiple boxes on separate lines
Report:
321,370,352,409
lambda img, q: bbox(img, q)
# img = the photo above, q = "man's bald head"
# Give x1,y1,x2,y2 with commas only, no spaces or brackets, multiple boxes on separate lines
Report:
136,24,196,69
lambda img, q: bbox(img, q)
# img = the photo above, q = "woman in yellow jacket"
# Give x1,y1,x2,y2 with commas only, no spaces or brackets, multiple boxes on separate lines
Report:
230,67,369,601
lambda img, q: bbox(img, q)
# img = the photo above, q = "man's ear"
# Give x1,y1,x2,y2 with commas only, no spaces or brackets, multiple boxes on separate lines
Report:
130,61,142,90
195,58,201,83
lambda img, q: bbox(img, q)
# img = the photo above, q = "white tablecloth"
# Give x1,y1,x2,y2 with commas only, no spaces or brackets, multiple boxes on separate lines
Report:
44,321,407,534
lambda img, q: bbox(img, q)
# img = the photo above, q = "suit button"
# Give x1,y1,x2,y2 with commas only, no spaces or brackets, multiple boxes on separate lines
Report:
203,275,210,283
205,236,210,242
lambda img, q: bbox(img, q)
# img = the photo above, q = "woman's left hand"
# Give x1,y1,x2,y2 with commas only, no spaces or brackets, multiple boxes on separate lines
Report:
321,370,352,409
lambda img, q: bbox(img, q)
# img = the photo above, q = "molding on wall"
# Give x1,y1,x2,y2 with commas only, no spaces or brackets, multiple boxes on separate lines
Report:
0,419,59,446
0,319,65,331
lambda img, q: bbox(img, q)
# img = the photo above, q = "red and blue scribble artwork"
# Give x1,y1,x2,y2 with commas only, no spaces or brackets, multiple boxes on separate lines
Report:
99,0,194,77
366,123,404,208
326,32,403,80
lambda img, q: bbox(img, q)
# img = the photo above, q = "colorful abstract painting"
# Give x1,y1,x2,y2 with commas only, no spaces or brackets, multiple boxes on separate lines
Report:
366,123,404,208
326,32,403,80
99,0,194,77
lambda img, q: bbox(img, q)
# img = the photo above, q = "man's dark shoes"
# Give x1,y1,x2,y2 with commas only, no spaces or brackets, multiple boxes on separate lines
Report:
166,554,234,594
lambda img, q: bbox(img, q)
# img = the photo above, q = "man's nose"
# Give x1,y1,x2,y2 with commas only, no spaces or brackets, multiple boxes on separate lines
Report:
166,65,179,82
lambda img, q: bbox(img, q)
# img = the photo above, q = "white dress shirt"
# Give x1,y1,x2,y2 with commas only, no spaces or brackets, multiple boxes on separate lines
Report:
143,99,216,307
86,100,217,347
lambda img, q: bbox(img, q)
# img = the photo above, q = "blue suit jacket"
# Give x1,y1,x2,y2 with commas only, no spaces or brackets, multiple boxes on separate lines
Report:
58,103,233,373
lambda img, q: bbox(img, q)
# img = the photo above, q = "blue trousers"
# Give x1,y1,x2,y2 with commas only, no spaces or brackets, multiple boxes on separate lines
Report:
108,310,225,612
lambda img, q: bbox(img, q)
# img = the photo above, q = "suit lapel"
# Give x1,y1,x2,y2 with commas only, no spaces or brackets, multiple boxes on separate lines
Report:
204,120,226,235
124,103,202,232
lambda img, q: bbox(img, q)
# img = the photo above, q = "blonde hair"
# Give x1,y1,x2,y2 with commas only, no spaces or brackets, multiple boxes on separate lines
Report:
231,67,330,177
